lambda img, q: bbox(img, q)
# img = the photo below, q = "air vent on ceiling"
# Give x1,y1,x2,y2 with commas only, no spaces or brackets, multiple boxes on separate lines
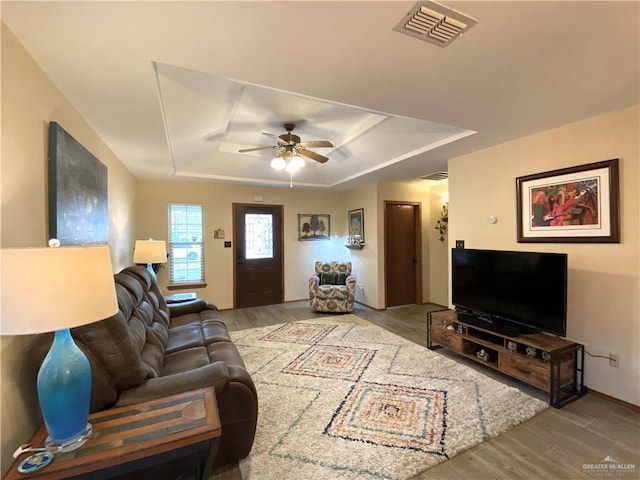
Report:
420,171,448,181
419,170,449,180
393,1,478,47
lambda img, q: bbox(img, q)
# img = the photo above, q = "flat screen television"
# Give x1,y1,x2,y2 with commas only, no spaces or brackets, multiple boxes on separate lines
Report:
451,248,567,337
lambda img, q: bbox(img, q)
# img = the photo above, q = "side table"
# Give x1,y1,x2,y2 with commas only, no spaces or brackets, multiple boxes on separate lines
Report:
4,388,221,480
165,292,197,304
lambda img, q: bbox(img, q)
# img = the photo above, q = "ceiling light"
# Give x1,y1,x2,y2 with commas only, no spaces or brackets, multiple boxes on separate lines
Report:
271,157,286,170
285,155,305,173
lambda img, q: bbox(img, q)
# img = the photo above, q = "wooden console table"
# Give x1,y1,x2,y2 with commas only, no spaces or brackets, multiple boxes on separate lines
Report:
428,310,585,408
4,388,221,480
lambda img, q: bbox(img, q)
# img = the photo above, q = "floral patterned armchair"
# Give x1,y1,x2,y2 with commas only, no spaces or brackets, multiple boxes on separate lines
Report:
309,261,356,312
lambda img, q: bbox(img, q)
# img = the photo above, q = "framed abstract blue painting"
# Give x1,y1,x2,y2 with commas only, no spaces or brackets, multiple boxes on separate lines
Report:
48,122,108,245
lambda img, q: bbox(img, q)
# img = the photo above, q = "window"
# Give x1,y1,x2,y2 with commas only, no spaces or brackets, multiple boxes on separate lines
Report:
245,213,273,259
168,203,205,285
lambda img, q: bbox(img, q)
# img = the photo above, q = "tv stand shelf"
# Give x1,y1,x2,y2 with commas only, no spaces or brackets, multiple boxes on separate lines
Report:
427,310,585,408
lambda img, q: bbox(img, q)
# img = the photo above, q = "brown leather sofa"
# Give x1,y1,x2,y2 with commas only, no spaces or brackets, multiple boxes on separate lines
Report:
48,265,257,468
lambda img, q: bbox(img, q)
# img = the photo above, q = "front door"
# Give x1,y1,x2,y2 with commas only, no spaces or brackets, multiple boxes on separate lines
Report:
233,204,284,308
384,202,422,307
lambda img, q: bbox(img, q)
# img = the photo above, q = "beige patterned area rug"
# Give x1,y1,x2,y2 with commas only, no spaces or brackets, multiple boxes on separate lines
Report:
230,315,547,480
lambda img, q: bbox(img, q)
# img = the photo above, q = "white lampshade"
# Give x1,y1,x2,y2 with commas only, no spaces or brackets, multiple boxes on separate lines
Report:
0,245,118,335
133,239,167,264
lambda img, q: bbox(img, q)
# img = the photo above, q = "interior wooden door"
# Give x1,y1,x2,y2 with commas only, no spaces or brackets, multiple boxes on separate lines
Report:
234,204,284,308
384,202,422,307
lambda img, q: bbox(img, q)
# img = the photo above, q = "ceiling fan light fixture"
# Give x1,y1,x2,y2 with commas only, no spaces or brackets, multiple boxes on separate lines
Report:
285,155,305,173
271,157,286,170
242,123,331,176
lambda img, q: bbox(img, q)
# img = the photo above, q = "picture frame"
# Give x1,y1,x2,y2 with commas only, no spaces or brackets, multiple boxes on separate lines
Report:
516,159,619,243
348,208,365,246
298,214,330,241
48,122,109,245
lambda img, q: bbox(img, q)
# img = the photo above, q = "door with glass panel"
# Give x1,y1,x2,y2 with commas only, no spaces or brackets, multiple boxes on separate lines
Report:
233,204,284,308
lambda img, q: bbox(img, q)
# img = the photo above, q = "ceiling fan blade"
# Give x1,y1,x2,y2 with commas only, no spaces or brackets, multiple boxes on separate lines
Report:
238,146,276,153
262,132,289,145
299,149,329,164
299,140,334,149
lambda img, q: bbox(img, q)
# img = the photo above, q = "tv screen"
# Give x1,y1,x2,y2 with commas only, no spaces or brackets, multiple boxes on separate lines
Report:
451,248,567,336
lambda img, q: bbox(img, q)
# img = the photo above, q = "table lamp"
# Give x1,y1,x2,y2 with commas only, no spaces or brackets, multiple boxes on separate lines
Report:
0,243,118,452
133,239,167,279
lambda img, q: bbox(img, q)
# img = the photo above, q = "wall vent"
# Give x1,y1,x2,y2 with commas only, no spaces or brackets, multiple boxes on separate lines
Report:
393,1,478,47
420,170,448,181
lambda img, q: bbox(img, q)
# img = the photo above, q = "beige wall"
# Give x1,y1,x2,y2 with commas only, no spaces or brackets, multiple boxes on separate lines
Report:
137,179,448,312
448,105,639,406
343,183,379,307
136,180,351,309
0,23,137,474
428,182,449,306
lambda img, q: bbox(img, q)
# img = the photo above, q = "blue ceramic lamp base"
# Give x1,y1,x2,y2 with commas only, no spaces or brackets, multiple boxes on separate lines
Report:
45,423,93,453
146,263,157,280
37,328,93,452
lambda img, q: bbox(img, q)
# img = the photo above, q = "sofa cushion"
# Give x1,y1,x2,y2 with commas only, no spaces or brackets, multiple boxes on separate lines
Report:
166,325,205,354
114,273,166,377
163,347,211,376
202,320,234,343
206,341,247,369
71,283,149,408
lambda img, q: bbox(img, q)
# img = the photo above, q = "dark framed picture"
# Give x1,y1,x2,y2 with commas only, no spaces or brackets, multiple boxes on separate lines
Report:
516,159,619,243
348,208,365,246
48,122,109,245
298,214,330,240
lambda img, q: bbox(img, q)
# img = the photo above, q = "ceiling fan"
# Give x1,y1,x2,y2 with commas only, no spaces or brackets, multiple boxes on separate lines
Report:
238,123,334,164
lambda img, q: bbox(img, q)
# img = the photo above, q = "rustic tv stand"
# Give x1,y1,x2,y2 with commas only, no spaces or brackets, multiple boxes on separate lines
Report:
427,310,585,408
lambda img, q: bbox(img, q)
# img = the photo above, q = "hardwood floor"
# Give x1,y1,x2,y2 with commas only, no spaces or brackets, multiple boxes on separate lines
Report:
212,301,640,480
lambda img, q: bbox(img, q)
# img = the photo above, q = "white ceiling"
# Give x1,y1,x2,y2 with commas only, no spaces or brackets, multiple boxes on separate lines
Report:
2,1,638,190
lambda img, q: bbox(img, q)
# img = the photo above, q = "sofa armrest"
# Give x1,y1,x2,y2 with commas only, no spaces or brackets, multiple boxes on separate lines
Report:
168,298,218,318
114,361,230,406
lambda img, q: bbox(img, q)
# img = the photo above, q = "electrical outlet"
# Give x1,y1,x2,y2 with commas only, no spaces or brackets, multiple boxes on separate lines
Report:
609,353,620,368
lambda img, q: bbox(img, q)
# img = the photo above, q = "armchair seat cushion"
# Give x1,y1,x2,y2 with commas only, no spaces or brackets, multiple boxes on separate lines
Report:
316,284,349,297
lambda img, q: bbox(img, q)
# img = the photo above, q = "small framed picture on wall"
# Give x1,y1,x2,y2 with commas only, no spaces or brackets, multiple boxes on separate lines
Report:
348,208,364,247
298,214,330,241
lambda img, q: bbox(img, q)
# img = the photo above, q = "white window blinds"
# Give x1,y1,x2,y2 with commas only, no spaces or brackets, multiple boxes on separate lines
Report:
168,203,205,284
